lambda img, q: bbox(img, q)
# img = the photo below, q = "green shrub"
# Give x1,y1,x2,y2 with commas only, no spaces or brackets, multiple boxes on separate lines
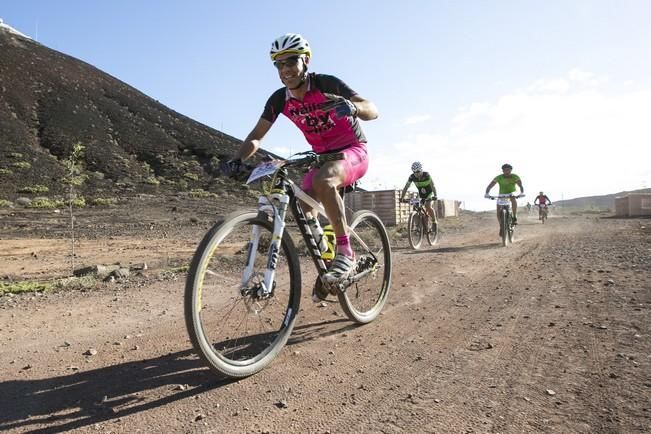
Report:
0,169,13,175
183,172,199,181
209,156,221,170
18,185,49,194
249,189,262,198
54,276,98,291
177,179,188,190
91,198,115,206
164,264,189,274
8,152,23,159
189,189,218,199
0,199,11,207
63,174,88,186
28,198,65,209
0,280,53,294
12,161,31,169
145,176,160,185
69,197,86,208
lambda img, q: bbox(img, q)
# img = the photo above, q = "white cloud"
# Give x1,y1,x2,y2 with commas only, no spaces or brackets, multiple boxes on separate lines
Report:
365,69,651,210
526,78,570,94
568,68,604,86
403,114,432,125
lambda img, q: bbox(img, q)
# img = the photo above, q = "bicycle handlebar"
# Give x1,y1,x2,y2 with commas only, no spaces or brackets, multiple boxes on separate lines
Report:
487,193,525,200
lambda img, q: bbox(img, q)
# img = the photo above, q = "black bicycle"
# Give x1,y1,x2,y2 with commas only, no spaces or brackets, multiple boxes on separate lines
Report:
404,197,438,249
487,193,524,246
185,152,392,378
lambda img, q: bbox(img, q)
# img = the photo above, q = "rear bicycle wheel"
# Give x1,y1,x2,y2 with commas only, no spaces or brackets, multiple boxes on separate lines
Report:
338,210,392,324
426,214,439,246
407,211,424,249
185,211,301,378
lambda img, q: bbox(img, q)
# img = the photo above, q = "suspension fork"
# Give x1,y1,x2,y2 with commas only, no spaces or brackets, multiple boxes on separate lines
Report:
241,193,290,297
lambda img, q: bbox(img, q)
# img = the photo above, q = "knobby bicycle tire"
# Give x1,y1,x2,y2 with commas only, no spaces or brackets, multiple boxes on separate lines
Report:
507,211,514,244
426,215,439,246
501,208,509,247
338,210,392,324
184,211,301,378
407,210,424,249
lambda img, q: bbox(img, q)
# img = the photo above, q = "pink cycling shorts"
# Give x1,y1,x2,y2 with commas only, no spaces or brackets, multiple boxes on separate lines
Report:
302,143,369,192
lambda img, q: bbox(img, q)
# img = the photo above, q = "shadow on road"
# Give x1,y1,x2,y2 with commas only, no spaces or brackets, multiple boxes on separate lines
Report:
0,349,230,433
0,318,358,433
403,242,501,255
288,318,357,346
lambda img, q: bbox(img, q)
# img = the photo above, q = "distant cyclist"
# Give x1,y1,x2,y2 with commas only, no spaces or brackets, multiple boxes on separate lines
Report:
400,161,439,232
484,163,524,225
225,33,378,286
534,191,552,220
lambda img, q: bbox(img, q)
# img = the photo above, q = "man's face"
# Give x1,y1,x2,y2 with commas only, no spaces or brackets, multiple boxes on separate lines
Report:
502,167,512,176
273,54,307,88
413,170,423,178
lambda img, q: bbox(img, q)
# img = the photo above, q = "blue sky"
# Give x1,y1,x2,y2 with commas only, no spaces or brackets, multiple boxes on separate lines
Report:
3,1,651,210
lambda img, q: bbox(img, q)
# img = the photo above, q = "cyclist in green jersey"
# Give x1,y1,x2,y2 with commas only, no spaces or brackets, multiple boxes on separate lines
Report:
400,161,439,232
484,163,524,224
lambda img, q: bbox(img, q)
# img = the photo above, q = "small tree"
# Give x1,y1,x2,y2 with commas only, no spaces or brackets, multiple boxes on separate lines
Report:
63,142,85,274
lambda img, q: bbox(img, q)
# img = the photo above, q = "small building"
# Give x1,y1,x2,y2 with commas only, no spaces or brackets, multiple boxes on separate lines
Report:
344,189,460,226
614,193,651,217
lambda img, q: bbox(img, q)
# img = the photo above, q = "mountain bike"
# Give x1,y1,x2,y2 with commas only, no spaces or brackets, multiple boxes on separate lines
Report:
537,204,549,223
185,152,392,378
404,197,438,249
487,193,525,246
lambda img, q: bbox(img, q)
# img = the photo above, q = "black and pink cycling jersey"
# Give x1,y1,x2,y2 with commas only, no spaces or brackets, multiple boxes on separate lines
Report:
261,73,367,154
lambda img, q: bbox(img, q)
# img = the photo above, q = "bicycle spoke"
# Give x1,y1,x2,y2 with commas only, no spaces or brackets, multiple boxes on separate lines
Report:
185,212,301,377
338,211,391,324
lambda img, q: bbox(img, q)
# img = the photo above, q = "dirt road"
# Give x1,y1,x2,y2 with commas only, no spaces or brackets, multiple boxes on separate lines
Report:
1,210,649,433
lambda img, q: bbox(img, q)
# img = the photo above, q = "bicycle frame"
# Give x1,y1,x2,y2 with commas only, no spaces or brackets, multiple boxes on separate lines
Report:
242,164,374,297
410,197,426,211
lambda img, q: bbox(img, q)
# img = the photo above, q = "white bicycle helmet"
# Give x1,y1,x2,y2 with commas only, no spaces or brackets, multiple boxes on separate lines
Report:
270,33,311,61
411,161,423,172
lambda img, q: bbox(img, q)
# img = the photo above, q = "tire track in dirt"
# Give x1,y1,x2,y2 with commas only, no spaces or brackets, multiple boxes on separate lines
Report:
2,214,649,433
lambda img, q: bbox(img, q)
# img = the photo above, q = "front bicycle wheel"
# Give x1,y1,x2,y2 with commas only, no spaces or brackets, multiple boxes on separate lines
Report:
338,210,392,324
407,211,424,249
501,208,509,247
506,210,514,244
185,211,301,378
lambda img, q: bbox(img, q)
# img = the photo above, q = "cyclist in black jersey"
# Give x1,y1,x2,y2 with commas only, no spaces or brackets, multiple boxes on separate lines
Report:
400,161,439,232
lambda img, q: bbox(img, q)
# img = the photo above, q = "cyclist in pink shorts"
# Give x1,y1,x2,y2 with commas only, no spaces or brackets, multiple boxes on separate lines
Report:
227,33,378,284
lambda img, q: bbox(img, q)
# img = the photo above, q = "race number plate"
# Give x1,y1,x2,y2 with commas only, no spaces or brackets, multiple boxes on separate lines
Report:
246,160,284,184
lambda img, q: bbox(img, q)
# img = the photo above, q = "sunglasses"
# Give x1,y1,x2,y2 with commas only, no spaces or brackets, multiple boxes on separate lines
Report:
273,55,301,70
